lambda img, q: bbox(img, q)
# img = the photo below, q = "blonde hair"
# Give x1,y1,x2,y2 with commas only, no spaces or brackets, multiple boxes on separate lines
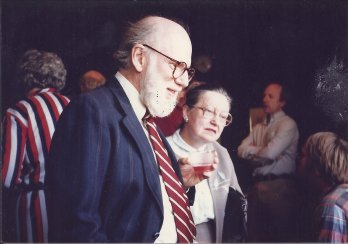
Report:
305,132,348,184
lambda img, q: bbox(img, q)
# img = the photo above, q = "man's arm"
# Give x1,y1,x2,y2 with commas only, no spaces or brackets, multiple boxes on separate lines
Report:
237,125,263,160
256,119,298,160
237,121,298,167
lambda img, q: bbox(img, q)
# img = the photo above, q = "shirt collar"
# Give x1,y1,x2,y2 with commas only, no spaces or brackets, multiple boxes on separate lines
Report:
172,129,211,153
264,110,285,125
271,110,285,120
27,87,56,97
115,72,146,121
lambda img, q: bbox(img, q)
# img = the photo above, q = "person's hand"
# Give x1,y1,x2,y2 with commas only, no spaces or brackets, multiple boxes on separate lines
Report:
179,151,218,187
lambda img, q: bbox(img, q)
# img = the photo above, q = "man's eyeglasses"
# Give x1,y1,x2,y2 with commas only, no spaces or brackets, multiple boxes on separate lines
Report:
143,44,195,82
193,106,233,126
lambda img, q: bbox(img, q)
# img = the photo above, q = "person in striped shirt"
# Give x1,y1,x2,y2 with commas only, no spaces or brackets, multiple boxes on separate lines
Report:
299,132,348,242
2,49,70,242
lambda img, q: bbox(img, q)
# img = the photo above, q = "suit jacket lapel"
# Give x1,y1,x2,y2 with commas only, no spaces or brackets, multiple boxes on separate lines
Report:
107,78,163,213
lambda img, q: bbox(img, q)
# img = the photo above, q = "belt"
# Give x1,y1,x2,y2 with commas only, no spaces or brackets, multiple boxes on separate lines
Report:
253,173,294,182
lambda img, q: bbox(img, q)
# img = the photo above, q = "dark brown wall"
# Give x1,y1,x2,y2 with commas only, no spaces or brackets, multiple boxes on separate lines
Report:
2,0,347,148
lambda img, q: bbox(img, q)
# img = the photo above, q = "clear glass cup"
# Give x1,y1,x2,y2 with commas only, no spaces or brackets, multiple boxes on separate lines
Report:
188,149,215,173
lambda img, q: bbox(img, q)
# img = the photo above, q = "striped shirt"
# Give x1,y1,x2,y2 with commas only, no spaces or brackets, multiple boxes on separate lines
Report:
315,184,348,243
2,88,70,242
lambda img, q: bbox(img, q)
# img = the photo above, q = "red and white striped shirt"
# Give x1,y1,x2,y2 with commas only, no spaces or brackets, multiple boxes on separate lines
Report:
2,88,70,242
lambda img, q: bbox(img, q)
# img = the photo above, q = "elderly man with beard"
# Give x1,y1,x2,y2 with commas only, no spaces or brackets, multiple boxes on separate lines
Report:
47,16,217,243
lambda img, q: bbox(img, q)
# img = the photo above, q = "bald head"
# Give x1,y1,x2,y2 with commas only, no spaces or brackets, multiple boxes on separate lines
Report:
114,15,192,69
143,16,192,64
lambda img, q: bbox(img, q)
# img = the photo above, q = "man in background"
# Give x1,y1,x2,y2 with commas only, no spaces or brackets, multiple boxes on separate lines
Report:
238,82,300,242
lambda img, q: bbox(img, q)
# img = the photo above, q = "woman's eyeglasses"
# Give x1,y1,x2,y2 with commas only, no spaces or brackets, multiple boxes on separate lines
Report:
193,106,232,126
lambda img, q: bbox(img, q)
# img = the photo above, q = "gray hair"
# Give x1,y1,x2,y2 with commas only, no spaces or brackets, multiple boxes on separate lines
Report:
305,132,348,184
114,17,156,69
18,49,67,91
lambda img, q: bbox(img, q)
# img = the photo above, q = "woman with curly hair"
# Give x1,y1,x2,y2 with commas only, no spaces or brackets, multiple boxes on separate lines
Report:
2,49,70,242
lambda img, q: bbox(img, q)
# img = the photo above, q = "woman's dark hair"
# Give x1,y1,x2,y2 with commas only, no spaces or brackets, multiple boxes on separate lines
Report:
185,83,232,108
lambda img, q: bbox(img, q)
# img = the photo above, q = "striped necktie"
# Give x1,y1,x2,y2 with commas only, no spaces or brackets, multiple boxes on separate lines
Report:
144,117,196,243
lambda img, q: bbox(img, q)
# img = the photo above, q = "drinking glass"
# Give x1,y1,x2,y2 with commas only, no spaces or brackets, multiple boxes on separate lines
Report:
188,149,215,173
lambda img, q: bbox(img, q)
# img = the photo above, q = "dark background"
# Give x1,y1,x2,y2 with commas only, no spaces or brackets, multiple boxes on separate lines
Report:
2,0,347,153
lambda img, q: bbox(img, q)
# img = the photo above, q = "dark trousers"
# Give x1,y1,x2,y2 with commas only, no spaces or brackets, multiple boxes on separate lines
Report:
247,177,302,242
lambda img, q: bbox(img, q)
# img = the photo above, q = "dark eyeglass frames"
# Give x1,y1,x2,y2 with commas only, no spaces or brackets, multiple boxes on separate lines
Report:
193,106,233,126
143,44,195,82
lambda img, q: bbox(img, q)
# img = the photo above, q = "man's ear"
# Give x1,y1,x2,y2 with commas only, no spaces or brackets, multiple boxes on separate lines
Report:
131,44,146,72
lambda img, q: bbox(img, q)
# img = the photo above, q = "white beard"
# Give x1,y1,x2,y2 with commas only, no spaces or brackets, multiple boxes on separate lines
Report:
140,79,177,117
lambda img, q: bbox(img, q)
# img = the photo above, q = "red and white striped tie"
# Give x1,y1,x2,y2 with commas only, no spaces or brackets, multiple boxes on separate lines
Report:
145,117,196,243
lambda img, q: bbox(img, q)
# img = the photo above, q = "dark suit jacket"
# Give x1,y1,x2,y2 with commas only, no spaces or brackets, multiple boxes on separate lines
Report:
47,78,183,242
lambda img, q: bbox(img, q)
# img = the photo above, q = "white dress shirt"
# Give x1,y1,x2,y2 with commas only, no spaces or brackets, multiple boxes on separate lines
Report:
116,72,177,243
237,110,299,176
